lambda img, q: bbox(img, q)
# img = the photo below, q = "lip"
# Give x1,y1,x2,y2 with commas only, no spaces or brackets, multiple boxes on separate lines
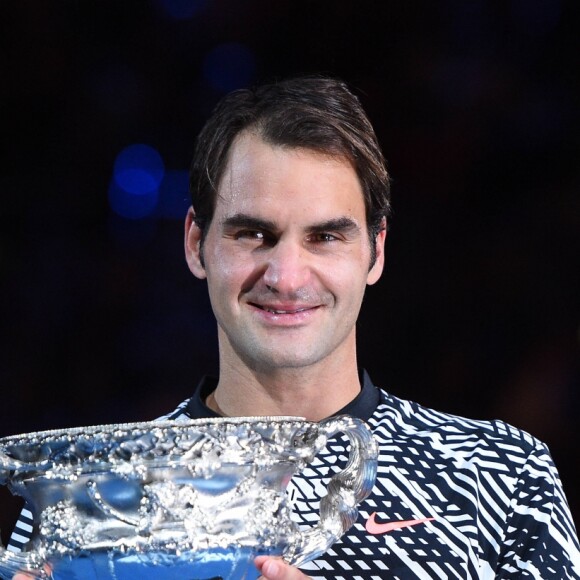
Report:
248,302,321,325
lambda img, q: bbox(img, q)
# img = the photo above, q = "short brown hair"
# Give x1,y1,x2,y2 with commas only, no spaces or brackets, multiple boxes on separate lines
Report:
189,75,391,257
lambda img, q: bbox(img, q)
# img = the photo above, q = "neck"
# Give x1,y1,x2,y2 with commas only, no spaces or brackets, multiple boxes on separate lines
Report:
210,349,361,421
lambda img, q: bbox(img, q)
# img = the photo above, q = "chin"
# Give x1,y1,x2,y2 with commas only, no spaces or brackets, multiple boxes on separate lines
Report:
243,348,329,373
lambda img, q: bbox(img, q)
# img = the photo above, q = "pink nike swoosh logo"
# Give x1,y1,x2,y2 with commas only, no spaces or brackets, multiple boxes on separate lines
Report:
365,512,435,535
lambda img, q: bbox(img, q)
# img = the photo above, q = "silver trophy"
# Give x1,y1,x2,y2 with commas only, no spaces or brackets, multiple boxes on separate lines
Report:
0,415,378,579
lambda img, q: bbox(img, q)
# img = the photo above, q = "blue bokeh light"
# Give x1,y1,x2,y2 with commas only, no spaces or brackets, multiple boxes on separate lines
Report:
109,145,189,221
108,179,159,220
202,43,257,94
113,144,165,194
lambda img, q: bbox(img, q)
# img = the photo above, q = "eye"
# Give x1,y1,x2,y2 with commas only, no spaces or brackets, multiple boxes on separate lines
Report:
236,230,265,240
308,232,338,243
234,230,277,247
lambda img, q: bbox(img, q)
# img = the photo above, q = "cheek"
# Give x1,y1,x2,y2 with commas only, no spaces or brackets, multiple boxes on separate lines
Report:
206,249,257,296
321,261,368,299
205,241,242,276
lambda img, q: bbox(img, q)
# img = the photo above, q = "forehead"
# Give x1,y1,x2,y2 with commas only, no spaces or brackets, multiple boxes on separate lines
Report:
215,131,366,221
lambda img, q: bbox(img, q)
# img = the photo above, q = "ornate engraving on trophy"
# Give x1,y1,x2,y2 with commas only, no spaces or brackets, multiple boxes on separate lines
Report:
0,415,377,579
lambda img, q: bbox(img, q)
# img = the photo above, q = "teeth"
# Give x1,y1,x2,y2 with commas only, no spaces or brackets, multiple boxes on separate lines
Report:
265,308,306,314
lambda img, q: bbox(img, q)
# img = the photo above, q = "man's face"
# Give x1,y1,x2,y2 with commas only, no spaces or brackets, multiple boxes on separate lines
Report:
186,131,385,374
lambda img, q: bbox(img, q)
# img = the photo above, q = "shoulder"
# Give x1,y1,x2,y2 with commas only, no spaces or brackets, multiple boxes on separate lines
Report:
371,391,543,444
372,387,543,460
366,389,580,574
155,397,193,421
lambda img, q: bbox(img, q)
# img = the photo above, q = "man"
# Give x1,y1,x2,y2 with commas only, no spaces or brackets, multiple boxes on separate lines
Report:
11,76,580,578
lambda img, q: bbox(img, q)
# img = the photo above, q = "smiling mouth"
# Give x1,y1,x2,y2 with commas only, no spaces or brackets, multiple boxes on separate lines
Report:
251,304,316,315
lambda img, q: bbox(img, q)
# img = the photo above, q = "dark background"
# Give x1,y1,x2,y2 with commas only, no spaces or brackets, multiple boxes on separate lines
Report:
1,0,578,542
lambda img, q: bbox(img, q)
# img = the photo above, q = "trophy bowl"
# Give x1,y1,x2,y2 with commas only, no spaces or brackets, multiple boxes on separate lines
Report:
0,415,378,579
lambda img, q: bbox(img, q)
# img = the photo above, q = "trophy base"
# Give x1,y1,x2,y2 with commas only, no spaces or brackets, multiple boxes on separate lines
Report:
47,547,276,580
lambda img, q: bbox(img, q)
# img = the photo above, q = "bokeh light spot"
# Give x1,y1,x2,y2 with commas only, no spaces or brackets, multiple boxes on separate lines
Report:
108,180,159,220
113,144,165,194
202,43,257,93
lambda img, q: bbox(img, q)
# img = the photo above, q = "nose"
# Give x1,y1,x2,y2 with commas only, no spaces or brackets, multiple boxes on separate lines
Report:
262,239,311,294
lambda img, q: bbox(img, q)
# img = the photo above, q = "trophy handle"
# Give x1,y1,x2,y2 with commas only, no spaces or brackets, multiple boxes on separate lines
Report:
0,452,49,579
287,415,378,567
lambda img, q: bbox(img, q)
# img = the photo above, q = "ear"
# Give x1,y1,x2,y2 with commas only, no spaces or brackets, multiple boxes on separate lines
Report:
367,217,387,286
184,207,207,280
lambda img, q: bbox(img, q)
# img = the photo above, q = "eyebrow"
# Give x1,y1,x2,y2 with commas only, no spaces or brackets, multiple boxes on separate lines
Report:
308,217,361,236
221,213,361,236
221,214,278,232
